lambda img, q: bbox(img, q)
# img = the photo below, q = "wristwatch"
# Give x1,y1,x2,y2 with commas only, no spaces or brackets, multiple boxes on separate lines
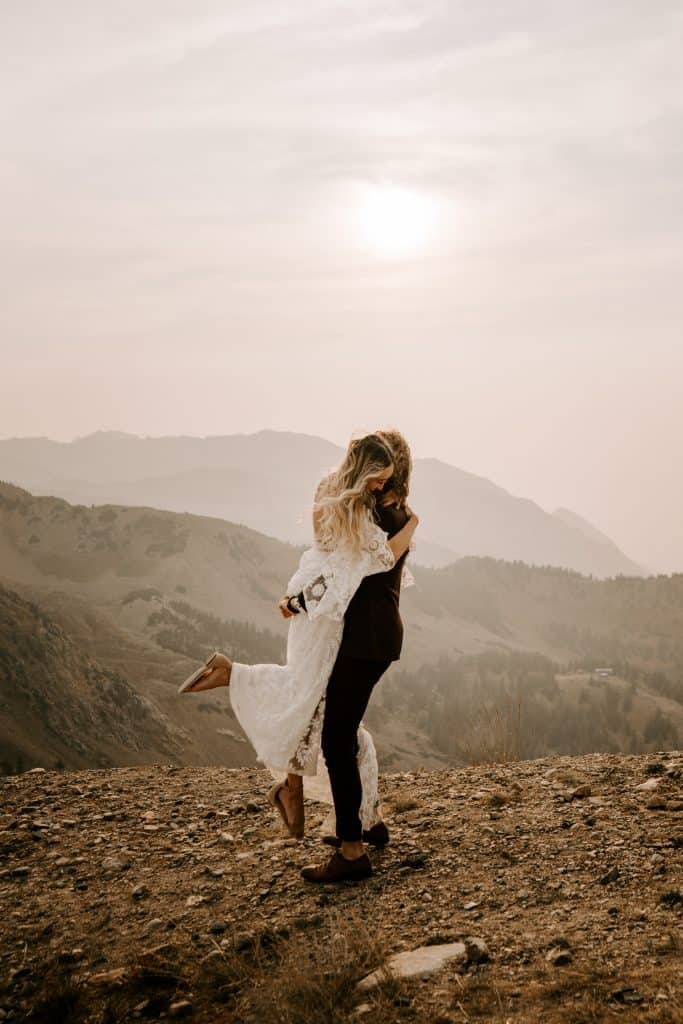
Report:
286,594,303,614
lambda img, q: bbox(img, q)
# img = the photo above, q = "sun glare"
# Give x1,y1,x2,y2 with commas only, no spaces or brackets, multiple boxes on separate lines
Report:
358,184,438,258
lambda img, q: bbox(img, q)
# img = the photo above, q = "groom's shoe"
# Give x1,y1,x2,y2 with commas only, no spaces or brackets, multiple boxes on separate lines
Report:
323,822,390,849
301,850,373,884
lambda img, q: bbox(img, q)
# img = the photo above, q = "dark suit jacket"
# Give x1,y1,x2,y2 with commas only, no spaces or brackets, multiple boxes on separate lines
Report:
338,501,410,662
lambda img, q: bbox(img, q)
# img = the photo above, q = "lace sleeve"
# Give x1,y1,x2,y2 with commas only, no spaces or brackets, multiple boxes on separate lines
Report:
358,513,395,575
286,548,321,597
285,512,395,624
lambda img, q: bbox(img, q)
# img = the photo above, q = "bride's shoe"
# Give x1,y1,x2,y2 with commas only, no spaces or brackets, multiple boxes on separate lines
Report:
268,780,305,840
178,652,231,694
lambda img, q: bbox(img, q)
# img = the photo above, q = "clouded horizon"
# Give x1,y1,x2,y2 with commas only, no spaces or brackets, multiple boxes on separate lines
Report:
2,1,682,572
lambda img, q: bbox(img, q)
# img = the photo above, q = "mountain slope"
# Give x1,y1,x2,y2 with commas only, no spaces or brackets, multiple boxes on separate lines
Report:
0,429,643,577
0,585,177,773
0,480,301,633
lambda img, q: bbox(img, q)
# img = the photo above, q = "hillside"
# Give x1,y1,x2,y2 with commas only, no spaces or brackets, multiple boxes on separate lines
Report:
0,586,177,773
0,480,300,632
0,429,643,577
1,753,681,1023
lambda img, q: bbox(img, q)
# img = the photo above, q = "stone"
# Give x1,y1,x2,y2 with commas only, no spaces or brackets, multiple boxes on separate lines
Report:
144,918,165,933
599,866,620,885
636,778,661,791
88,967,129,986
546,946,572,965
464,936,490,963
169,1000,193,1017
102,856,128,873
358,942,467,990
132,884,148,900
400,853,427,870
186,894,206,907
610,987,644,1005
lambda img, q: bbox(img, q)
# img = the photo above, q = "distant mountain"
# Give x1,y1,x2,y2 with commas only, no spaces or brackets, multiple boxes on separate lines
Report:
553,507,622,548
0,430,643,578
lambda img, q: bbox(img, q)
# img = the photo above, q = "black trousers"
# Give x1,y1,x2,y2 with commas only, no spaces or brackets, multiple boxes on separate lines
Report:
321,653,392,842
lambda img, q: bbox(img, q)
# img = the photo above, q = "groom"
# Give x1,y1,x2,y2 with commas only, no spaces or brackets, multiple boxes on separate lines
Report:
298,493,413,883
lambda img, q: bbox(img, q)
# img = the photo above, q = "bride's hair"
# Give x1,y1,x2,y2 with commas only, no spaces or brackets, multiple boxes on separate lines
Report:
313,433,395,552
376,428,412,505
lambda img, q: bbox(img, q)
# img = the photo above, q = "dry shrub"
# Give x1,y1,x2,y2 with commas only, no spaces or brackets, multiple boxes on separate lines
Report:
241,907,408,1024
23,970,83,1024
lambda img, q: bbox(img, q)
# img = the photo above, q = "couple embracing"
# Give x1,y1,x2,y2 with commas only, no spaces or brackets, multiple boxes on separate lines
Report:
179,429,419,883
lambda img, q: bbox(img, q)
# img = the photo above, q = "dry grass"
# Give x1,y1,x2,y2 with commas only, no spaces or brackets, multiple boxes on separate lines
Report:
449,961,683,1024
15,913,403,1024
219,908,407,1024
16,922,683,1024
202,920,683,1024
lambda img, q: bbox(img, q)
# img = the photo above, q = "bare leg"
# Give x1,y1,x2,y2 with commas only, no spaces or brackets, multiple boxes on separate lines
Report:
278,772,304,825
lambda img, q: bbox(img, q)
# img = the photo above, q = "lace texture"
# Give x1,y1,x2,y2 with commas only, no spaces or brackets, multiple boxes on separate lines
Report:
287,695,325,774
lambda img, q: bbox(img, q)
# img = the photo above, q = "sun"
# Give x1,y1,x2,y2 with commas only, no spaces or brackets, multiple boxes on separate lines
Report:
358,184,438,258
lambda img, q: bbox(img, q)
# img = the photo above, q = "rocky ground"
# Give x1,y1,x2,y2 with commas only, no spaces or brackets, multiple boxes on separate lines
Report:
1,751,681,1023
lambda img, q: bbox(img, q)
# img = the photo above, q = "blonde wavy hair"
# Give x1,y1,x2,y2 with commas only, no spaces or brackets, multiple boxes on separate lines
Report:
313,433,395,552
376,428,412,506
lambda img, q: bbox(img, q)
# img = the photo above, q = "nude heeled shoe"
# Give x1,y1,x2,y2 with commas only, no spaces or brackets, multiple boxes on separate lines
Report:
267,779,305,839
177,652,231,694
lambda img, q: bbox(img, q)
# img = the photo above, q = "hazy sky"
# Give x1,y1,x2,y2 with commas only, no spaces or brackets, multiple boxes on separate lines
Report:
2,1,682,571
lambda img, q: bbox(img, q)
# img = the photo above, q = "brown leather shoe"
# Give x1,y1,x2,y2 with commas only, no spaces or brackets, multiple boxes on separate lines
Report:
301,850,372,884
268,779,305,839
323,821,390,849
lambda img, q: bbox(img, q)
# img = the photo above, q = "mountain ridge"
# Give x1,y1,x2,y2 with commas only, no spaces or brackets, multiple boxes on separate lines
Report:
0,430,643,578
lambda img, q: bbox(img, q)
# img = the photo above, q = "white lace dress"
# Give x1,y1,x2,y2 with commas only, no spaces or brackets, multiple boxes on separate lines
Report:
228,509,413,831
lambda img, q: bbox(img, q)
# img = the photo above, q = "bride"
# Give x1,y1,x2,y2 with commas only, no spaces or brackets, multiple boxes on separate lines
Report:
178,431,418,854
